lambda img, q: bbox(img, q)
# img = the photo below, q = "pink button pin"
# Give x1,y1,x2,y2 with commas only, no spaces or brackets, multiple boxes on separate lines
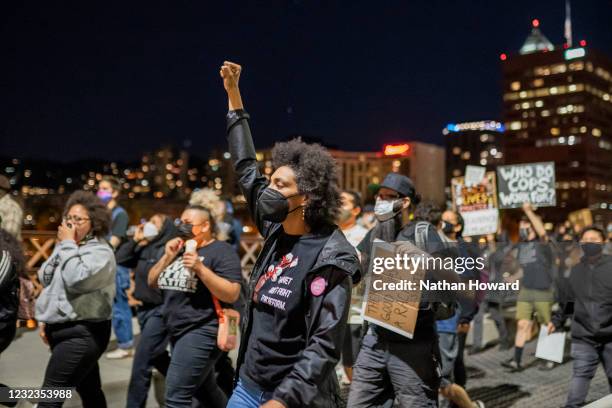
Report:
310,276,327,296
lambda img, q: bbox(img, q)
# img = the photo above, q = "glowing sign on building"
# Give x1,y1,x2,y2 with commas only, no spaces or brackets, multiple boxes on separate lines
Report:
383,143,411,156
443,121,505,135
564,47,585,60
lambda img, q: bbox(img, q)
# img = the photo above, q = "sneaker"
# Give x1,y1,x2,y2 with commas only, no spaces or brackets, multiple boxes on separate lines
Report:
106,347,133,359
537,360,556,371
474,401,485,408
501,358,523,372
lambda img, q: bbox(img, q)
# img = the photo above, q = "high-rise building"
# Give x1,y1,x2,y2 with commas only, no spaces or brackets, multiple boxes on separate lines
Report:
443,120,505,185
501,19,612,224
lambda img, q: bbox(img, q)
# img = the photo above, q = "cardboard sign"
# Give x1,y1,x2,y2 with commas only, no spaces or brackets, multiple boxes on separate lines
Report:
451,172,499,236
362,240,425,339
465,165,486,187
568,208,593,230
497,162,556,209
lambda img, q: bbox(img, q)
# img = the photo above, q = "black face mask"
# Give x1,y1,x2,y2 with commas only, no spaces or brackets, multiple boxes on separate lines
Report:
257,187,303,223
581,242,603,257
442,221,455,234
177,223,195,239
519,227,531,241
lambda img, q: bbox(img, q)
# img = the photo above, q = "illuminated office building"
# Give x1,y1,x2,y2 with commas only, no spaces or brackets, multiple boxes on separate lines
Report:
501,19,612,224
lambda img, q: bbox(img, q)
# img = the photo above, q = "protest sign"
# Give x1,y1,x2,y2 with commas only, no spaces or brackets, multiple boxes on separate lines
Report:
497,162,556,209
568,208,593,231
465,165,486,187
451,172,499,236
362,240,424,339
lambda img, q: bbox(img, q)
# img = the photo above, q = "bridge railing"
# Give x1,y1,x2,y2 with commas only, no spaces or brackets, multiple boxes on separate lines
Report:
21,230,264,275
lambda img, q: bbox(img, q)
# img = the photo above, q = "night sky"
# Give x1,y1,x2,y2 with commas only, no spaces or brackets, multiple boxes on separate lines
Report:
3,1,611,162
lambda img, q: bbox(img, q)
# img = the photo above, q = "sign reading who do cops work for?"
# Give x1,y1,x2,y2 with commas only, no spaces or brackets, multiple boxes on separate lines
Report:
496,162,556,209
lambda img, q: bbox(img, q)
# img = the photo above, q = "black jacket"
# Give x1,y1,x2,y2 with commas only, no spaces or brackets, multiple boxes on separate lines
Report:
115,218,177,307
227,109,360,407
551,254,612,344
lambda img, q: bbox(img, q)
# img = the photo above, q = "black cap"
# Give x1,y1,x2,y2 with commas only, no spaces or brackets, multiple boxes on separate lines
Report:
380,173,419,203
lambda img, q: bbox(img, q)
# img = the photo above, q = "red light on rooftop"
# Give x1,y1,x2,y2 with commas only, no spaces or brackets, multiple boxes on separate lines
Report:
579,39,587,47
532,19,540,28
500,53,507,61
563,43,569,49
383,144,411,157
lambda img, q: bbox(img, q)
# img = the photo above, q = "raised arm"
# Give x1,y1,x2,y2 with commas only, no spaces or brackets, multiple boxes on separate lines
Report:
522,202,547,240
221,61,272,236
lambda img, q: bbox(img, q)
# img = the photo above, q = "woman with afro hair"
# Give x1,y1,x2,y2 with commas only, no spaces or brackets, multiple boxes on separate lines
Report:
220,61,361,408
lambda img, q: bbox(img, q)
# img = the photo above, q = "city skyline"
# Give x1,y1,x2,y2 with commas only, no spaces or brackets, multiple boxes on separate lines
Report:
4,1,611,162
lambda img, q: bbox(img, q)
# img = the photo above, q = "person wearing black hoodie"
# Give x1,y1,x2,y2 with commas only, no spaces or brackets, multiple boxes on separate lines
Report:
220,61,360,408
549,226,612,408
116,214,177,408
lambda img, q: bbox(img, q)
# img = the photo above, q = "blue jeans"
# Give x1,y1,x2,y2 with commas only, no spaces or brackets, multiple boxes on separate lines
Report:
165,323,226,408
126,305,170,408
112,265,134,349
566,340,612,408
227,379,275,408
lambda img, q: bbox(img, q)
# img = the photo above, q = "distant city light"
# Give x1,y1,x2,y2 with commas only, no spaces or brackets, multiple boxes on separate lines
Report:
500,53,507,61
383,144,411,157
579,39,586,47
444,121,504,133
564,48,585,60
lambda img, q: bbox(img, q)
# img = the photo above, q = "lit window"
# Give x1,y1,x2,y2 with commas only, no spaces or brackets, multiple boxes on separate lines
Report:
568,84,577,92
550,128,560,136
461,152,471,160
519,91,528,98
452,147,461,155
453,169,461,177
533,78,544,87
509,121,522,130
541,110,550,117
592,128,602,137
480,159,487,166
535,100,544,107
521,102,530,109
551,63,567,74
569,61,584,71
511,81,521,91
480,134,489,142
550,87,558,94
580,126,587,133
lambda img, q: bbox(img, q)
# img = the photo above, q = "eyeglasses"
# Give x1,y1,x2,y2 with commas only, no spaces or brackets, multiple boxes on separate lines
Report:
63,215,90,225
375,193,401,201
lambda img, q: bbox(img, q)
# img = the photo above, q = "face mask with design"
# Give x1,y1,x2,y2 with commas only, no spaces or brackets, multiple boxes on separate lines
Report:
374,198,403,222
143,222,159,240
97,190,113,204
257,187,304,223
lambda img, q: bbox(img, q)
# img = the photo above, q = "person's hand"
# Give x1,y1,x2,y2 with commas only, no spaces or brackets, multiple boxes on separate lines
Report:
164,238,184,261
57,221,76,242
39,323,48,346
547,322,556,334
260,400,286,408
182,251,204,272
457,322,470,334
220,61,241,92
522,202,535,213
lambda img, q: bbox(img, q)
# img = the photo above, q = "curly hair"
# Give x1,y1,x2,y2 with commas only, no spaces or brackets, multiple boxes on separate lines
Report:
413,200,442,225
63,190,111,238
272,137,341,231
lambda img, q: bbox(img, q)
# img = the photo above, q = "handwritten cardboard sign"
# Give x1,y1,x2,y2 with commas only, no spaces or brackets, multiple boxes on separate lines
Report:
497,162,556,209
362,240,425,339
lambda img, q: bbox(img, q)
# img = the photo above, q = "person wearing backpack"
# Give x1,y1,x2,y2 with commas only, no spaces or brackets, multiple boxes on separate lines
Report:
349,173,464,407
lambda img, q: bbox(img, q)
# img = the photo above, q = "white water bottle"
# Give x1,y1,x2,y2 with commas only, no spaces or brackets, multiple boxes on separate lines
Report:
184,239,198,254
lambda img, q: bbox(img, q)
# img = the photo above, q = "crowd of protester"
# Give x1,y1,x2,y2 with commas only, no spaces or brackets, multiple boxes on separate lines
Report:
0,62,611,408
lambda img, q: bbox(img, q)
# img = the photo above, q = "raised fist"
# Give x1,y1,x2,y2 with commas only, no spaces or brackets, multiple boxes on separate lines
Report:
220,61,241,91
